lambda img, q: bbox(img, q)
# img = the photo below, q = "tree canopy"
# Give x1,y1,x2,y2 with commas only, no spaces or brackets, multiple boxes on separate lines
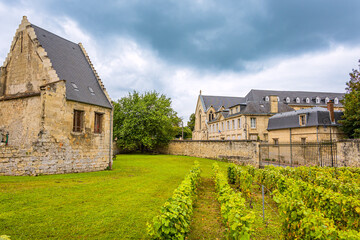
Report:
340,60,360,138
113,91,180,151
187,113,195,131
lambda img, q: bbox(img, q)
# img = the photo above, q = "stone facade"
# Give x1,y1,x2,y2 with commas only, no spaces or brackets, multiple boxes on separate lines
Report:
193,90,344,141
0,17,113,176
268,126,344,144
159,140,260,167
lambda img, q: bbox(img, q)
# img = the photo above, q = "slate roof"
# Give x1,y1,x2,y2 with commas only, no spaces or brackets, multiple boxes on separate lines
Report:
209,101,294,123
245,89,344,107
267,107,343,130
200,95,245,111
32,24,112,109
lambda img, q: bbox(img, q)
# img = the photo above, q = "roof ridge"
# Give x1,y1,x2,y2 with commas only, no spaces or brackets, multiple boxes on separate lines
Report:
31,24,78,46
250,89,344,94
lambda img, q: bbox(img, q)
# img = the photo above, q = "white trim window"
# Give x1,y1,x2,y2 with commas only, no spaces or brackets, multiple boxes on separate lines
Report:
296,97,300,103
286,97,290,103
334,97,339,104
325,97,329,103
306,97,310,103
316,97,320,104
265,96,269,101
250,118,256,129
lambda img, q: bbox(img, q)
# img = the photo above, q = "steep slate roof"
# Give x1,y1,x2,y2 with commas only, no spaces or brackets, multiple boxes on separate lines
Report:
267,107,343,130
245,89,344,107
32,25,112,109
200,95,245,111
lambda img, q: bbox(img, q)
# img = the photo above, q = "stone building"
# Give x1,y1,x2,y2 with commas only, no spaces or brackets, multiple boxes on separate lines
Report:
193,89,344,141
267,101,344,144
0,17,113,176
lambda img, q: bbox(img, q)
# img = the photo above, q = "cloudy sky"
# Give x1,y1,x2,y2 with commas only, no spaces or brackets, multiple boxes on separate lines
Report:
1,1,360,121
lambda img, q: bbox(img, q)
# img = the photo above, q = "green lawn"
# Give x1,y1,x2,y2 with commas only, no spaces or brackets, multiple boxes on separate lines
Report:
0,154,229,239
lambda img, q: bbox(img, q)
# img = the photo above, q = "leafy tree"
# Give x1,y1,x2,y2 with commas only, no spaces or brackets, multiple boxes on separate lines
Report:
113,91,179,152
174,126,192,139
187,113,195,131
340,60,360,138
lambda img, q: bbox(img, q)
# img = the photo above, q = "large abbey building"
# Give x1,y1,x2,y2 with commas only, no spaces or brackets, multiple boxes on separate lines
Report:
193,89,344,142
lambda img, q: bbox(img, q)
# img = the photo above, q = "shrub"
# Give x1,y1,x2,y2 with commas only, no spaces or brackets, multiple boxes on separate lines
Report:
147,161,201,239
213,164,254,240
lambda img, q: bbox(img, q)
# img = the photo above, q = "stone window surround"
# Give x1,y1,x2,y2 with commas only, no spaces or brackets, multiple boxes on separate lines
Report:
94,112,104,134
250,117,256,129
73,109,84,133
299,114,306,126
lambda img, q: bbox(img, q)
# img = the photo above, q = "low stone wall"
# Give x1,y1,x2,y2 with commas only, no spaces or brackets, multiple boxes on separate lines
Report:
337,140,360,167
0,141,109,176
159,140,260,167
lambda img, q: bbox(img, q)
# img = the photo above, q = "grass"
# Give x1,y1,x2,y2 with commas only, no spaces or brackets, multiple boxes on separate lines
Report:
0,154,230,239
187,178,226,239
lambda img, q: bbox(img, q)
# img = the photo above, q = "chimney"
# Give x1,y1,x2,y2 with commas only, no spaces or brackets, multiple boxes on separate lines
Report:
269,95,278,113
327,99,335,123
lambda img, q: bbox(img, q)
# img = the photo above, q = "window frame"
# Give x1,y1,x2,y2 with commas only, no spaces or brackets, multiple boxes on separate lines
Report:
250,117,256,129
73,110,84,132
94,112,104,134
299,114,306,126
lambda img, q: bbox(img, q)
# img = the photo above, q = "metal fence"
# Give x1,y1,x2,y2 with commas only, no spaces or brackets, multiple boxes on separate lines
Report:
259,143,337,167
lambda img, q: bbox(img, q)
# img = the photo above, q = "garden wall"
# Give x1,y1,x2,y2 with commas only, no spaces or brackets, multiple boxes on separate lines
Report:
337,139,360,167
159,140,260,167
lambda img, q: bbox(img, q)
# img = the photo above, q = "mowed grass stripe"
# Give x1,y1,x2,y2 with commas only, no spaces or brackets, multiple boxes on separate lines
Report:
0,154,229,239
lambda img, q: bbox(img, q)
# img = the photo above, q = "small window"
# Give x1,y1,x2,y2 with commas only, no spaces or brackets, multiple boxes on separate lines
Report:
334,97,339,104
265,96,269,101
94,112,104,133
316,97,320,104
71,82,79,91
306,98,310,103
227,121,230,130
299,114,306,126
238,118,241,129
273,138,279,145
250,134,258,140
73,110,84,132
286,97,290,103
296,97,300,103
301,138,306,144
88,87,95,95
251,118,256,128
222,122,224,131
325,97,329,103
277,97,280,102
232,120,235,129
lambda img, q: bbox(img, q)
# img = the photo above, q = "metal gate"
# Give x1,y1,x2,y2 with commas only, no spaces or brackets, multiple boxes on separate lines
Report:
259,143,337,167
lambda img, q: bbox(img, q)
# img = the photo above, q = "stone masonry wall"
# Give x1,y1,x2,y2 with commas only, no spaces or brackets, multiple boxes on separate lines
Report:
159,140,260,167
337,140,360,167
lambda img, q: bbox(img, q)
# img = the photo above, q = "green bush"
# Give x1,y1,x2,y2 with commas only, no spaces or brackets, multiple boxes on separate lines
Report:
0,236,11,240
213,164,254,240
147,161,201,239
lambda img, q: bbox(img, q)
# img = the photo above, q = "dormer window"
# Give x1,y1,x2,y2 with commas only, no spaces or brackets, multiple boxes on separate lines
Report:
265,96,269,101
325,97,329,103
306,98,310,103
286,97,290,103
334,97,339,104
277,97,280,102
296,97,300,103
71,82,79,91
316,97,320,104
299,114,306,126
